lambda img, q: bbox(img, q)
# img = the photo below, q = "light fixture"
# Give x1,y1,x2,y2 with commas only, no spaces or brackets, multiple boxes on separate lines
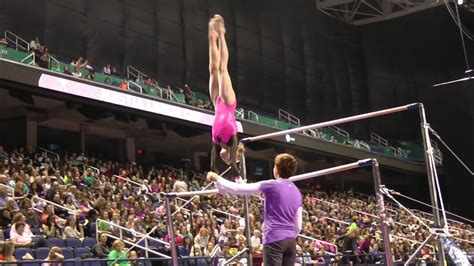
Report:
285,134,295,142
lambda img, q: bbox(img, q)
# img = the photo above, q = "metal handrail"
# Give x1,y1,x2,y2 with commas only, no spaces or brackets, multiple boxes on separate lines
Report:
397,147,409,158
329,125,349,139
49,55,60,70
4,30,29,51
32,196,76,217
20,52,35,65
96,219,170,255
303,129,320,139
210,208,242,219
128,80,143,94
101,231,170,258
297,234,338,255
168,90,181,102
370,132,388,147
223,247,248,265
113,175,143,188
0,183,14,197
248,111,259,122
32,207,66,222
38,147,60,162
126,65,147,81
235,108,245,119
322,217,349,225
278,109,300,126
72,160,100,176
354,140,371,151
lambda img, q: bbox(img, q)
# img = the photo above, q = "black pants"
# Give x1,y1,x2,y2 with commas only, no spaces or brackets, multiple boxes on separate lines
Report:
263,238,296,266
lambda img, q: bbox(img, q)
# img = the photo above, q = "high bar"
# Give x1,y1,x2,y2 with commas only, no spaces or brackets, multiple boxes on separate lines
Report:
241,103,419,143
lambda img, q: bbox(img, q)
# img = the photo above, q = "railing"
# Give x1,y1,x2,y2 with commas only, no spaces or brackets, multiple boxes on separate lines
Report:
396,147,409,158
278,109,300,126
0,184,14,197
126,65,147,81
32,207,66,222
127,80,143,94
113,175,145,189
4,30,29,51
210,208,243,219
297,234,338,255
96,219,170,258
303,128,320,139
354,140,371,151
431,140,443,165
162,164,185,180
38,147,60,162
32,196,77,217
322,216,349,225
222,247,248,265
49,55,60,70
168,90,181,102
72,160,100,176
235,108,245,119
248,111,259,122
20,52,35,65
370,132,388,147
329,125,349,139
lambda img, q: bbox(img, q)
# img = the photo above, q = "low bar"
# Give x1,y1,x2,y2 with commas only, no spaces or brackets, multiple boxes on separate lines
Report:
289,159,372,182
165,189,219,198
241,103,419,143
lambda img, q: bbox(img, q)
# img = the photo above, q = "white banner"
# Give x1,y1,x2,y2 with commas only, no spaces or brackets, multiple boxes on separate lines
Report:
38,73,243,132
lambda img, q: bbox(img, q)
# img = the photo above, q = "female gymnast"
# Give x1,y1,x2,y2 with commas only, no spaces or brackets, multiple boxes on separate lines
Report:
207,153,303,265
208,15,241,178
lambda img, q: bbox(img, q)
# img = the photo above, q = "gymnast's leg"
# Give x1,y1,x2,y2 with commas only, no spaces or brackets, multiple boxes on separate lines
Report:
214,15,236,106
208,18,220,107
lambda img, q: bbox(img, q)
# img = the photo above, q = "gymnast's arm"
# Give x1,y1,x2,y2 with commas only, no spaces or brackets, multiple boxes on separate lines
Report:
295,206,303,234
207,172,262,195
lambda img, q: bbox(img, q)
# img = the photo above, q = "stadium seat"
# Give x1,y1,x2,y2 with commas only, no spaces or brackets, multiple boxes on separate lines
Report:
82,259,103,266
47,237,66,247
66,237,83,248
83,237,98,247
35,247,50,259
31,227,42,235
14,247,34,260
74,246,91,258
61,247,75,259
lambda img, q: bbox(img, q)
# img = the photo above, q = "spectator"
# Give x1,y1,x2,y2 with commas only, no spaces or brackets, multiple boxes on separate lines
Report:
72,67,82,78
92,233,110,258
108,239,130,266
183,84,193,105
179,236,192,256
38,47,50,69
119,80,128,90
11,222,34,247
105,77,111,85
103,65,111,75
29,37,41,50
172,175,188,193
63,66,72,75
86,74,94,81
62,216,84,239
42,246,64,266
0,240,16,265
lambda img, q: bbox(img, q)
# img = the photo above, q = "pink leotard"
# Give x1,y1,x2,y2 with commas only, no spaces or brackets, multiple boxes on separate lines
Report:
212,96,238,145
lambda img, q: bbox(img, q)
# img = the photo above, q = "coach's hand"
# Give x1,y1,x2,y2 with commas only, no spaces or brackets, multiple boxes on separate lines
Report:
207,171,220,182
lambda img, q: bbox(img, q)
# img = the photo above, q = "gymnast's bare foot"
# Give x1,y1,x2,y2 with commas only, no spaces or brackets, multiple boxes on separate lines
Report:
208,18,218,39
213,14,226,35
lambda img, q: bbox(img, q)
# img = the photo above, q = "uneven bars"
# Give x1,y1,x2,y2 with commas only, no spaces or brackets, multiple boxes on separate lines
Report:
165,159,373,198
241,103,419,143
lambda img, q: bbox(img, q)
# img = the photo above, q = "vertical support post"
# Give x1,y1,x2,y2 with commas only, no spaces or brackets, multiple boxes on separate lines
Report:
240,152,253,266
371,159,393,266
165,196,179,266
418,104,446,264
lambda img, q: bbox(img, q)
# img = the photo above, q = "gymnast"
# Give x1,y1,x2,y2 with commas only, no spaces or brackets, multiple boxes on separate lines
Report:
207,153,303,266
208,15,241,178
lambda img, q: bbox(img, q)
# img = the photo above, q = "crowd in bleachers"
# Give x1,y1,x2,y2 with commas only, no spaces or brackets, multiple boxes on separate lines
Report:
0,144,472,265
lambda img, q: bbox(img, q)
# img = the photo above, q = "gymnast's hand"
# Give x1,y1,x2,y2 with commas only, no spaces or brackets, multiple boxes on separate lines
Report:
207,171,220,182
